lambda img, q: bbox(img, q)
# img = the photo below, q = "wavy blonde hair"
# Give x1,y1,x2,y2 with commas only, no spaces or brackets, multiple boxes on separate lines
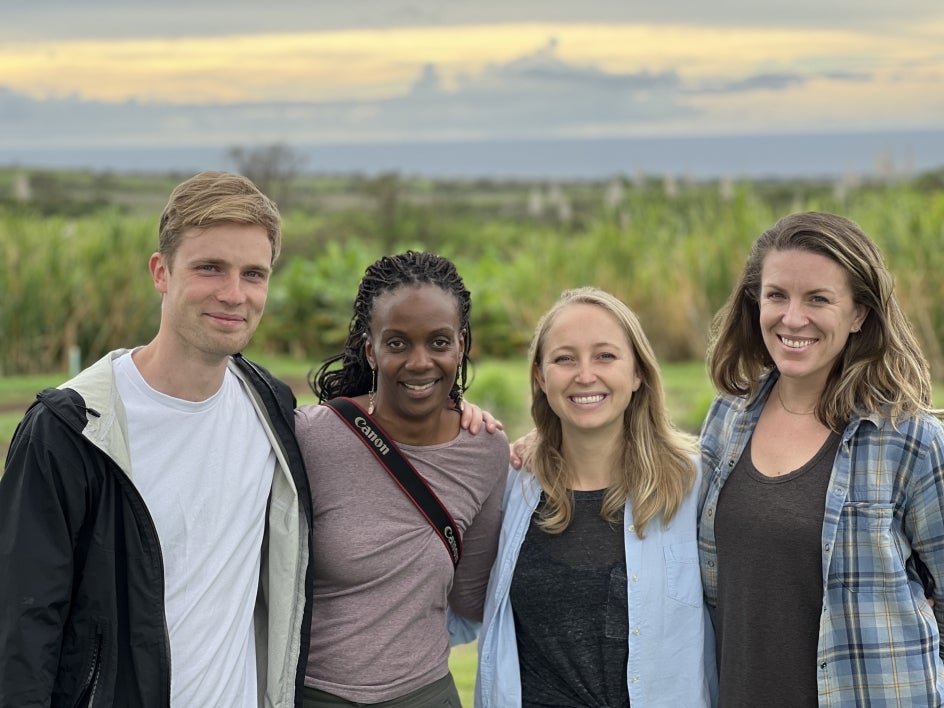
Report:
529,287,698,538
708,211,940,429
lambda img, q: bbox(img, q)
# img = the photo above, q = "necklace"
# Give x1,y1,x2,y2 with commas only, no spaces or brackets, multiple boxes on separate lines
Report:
776,385,816,416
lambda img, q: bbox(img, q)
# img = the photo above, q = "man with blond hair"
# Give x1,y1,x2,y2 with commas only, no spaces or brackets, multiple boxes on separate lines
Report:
0,171,311,707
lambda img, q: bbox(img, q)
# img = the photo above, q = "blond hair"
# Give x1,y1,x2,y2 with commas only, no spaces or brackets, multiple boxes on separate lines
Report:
528,287,697,538
158,171,281,266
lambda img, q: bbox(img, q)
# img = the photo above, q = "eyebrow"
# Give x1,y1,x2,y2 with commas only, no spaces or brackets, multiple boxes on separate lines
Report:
194,257,270,274
379,326,457,336
547,341,624,353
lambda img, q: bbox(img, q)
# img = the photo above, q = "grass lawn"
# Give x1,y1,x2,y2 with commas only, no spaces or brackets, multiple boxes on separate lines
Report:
449,641,478,706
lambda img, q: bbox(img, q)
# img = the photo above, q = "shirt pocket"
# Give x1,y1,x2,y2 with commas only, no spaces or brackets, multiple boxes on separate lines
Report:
835,502,908,594
663,540,703,607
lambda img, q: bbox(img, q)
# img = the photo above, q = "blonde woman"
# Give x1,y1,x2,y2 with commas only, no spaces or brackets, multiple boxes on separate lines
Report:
477,287,715,707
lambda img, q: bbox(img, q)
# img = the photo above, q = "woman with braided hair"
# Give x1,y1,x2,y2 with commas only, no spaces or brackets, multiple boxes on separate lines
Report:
296,250,509,707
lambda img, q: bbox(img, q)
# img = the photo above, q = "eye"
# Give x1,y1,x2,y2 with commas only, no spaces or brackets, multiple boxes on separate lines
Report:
552,355,575,365
244,269,268,281
597,352,617,361
764,289,785,301
810,295,829,304
385,338,406,351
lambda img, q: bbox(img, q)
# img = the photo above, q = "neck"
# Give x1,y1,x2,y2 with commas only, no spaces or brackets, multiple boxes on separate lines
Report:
775,378,820,416
560,425,621,491
131,341,230,401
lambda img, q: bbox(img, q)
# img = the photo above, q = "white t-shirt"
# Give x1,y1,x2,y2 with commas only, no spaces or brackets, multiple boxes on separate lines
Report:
114,353,275,707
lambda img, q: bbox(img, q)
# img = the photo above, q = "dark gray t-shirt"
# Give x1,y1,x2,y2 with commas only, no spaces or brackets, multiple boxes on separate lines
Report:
714,431,840,707
510,489,630,708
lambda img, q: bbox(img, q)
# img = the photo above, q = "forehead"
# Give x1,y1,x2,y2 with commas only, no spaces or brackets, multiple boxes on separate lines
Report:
370,284,460,329
175,223,272,262
761,248,850,289
545,303,628,345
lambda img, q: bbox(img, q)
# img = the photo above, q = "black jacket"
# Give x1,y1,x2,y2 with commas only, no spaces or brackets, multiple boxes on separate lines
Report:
0,352,312,707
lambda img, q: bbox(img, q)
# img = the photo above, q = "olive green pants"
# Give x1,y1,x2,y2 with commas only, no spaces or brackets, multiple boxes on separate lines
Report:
302,672,461,708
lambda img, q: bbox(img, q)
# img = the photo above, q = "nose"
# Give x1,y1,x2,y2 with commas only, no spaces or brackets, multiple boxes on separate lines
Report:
574,360,597,384
781,298,807,328
406,346,433,371
217,273,246,305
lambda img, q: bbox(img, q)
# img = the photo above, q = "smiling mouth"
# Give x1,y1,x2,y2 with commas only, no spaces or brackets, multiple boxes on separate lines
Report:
402,380,438,392
779,335,817,349
571,394,606,404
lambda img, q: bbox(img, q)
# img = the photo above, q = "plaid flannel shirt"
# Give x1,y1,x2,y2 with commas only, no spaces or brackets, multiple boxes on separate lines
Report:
698,371,944,706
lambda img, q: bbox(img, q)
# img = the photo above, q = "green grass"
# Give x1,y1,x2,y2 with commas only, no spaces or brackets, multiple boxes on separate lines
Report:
0,372,64,402
449,641,478,706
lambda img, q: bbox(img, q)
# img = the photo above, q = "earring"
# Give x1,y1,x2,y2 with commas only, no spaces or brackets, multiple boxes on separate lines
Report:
368,367,377,415
455,369,464,409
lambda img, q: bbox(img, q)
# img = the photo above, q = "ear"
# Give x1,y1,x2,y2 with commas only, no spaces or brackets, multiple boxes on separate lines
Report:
534,362,547,394
363,335,376,370
632,371,642,392
851,305,868,333
149,252,169,294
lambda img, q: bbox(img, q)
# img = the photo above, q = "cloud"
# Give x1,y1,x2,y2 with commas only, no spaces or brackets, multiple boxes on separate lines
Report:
0,36,894,151
5,0,942,40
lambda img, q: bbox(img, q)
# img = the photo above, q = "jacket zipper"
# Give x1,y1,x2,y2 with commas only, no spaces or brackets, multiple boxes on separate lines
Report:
74,628,103,708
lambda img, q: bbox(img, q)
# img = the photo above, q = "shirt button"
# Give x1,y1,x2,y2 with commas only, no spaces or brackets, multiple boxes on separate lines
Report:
632,676,640,683
706,508,713,517
632,627,640,635
708,561,715,568
631,574,639,582
824,543,831,551
628,524,635,533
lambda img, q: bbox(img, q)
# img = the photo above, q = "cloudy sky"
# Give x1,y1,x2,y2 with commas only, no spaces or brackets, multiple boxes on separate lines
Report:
2,1,942,174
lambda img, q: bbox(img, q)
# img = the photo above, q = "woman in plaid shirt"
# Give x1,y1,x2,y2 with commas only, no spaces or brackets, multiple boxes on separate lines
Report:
698,211,944,706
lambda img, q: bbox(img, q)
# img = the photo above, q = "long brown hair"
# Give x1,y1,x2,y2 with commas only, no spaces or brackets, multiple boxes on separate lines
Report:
708,211,938,428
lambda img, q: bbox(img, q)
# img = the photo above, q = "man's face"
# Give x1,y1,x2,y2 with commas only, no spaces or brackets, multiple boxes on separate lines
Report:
150,224,272,366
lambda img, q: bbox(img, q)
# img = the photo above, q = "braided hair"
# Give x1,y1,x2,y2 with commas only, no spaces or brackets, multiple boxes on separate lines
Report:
311,250,473,407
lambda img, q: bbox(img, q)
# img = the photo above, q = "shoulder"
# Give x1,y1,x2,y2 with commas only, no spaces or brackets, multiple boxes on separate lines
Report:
502,466,541,511
4,388,107,496
861,411,944,449
231,354,296,408
294,402,337,432
457,425,511,465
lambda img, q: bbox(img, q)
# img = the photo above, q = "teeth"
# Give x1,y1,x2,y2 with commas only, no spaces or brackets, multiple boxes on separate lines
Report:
781,336,814,349
572,394,605,404
403,381,435,392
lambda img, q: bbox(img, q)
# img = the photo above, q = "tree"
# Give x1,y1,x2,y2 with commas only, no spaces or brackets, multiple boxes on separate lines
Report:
227,143,305,209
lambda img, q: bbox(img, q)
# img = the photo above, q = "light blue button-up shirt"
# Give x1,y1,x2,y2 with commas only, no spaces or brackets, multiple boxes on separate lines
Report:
475,462,716,707
699,371,944,706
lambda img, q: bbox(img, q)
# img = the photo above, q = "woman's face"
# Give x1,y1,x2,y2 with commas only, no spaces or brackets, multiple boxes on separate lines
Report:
365,284,464,423
535,303,641,438
758,248,867,392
